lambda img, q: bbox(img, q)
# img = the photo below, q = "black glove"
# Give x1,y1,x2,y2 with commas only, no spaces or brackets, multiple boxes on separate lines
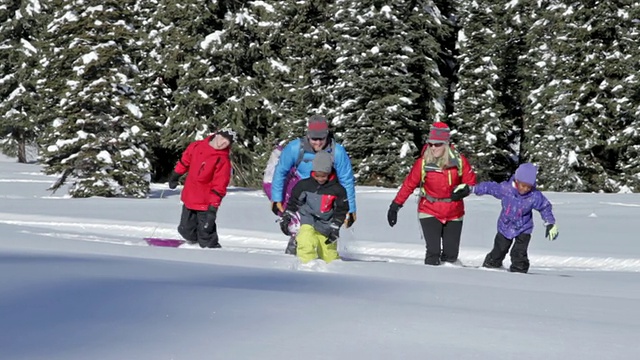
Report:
168,171,181,190
451,184,472,201
325,223,341,244
203,205,217,231
279,211,293,236
387,202,402,227
271,202,281,216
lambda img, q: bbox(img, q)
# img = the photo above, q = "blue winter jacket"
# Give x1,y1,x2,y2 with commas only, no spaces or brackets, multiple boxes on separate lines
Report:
473,177,555,239
271,137,357,213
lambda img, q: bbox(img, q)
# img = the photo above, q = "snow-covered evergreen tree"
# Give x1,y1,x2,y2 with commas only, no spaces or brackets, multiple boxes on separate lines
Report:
38,0,153,197
452,0,531,182
524,1,640,192
327,1,448,186
146,0,221,153
133,0,177,181
0,0,45,162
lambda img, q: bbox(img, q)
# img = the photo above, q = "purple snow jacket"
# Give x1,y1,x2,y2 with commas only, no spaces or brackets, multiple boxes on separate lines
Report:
473,177,555,239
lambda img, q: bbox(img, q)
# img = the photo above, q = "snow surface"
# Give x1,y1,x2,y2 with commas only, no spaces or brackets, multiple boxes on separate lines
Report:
0,155,639,359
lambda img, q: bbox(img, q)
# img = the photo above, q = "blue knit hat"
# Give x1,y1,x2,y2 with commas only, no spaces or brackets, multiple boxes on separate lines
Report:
515,163,537,186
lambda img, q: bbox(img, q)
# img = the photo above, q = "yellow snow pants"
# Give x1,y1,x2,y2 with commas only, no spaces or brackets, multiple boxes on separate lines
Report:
296,224,339,263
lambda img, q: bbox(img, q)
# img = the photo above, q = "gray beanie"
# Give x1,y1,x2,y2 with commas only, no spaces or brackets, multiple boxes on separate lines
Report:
307,114,329,139
312,151,333,173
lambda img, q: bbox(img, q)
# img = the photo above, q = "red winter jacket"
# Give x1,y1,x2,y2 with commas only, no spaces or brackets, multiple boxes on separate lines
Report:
393,145,476,223
174,136,232,211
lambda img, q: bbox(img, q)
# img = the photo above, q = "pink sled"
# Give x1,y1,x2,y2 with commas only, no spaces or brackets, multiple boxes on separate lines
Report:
144,237,186,247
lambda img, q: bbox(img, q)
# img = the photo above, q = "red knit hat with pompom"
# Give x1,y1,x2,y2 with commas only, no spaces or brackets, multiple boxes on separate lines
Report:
427,122,450,144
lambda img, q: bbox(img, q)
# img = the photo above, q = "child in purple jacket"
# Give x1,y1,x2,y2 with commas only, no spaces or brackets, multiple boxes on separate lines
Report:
451,163,559,273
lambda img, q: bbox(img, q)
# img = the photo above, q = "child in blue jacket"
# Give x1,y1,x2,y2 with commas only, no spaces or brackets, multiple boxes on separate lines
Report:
451,163,559,273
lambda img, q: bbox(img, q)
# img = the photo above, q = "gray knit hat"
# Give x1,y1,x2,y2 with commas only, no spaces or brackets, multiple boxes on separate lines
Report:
312,151,333,173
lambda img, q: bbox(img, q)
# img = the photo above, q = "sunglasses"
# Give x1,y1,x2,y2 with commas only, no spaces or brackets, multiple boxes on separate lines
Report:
310,137,326,141
429,142,446,147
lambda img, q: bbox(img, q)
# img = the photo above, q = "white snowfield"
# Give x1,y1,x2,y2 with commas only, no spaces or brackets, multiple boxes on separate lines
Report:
1,156,639,360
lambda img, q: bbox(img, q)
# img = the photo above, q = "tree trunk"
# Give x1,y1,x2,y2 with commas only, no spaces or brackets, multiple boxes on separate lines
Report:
17,140,27,163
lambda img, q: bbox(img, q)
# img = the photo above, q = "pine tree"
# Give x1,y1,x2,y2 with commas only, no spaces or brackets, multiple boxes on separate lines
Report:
0,0,46,162
38,0,153,197
148,0,222,154
133,0,175,181
327,0,449,186
452,0,529,182
201,1,293,187
524,1,640,192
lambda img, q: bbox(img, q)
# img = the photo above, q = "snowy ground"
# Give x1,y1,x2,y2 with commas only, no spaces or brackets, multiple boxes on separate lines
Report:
1,155,639,359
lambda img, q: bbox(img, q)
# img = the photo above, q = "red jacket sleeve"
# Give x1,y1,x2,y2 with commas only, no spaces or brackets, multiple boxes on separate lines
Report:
393,158,423,206
174,142,196,175
209,157,232,208
459,154,477,186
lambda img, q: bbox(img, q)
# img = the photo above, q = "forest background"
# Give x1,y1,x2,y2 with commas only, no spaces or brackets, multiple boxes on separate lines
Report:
1,0,639,197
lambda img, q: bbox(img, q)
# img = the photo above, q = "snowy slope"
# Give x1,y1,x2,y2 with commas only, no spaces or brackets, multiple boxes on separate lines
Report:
0,158,639,360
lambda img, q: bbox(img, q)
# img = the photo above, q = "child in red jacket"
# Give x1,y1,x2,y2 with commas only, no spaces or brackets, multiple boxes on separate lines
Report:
168,128,236,248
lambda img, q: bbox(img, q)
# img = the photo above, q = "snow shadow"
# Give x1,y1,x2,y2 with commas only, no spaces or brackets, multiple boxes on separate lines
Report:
0,252,390,359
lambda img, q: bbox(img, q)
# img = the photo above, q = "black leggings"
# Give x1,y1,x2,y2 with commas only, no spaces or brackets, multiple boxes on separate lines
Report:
419,217,463,265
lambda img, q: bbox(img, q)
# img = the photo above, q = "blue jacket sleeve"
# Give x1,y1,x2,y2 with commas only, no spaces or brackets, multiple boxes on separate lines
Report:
333,144,357,213
473,181,508,199
270,139,300,203
534,191,556,225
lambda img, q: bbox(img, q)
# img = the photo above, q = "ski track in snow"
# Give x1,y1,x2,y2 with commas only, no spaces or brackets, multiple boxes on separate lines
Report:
1,213,639,273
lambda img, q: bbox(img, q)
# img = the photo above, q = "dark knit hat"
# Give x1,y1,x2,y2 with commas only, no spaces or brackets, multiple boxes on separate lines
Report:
217,128,237,144
312,151,333,173
307,114,329,139
427,122,450,144
515,163,537,186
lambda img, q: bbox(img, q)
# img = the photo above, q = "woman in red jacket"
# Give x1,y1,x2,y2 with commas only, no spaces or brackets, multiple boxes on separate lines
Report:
168,128,236,248
387,122,476,265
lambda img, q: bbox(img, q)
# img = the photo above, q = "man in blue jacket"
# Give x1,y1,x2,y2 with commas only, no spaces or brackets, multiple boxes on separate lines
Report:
271,114,357,254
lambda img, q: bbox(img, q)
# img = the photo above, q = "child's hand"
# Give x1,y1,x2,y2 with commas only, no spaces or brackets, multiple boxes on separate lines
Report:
545,224,559,241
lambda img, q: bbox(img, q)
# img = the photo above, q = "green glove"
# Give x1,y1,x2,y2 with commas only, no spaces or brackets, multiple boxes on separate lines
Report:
545,224,559,241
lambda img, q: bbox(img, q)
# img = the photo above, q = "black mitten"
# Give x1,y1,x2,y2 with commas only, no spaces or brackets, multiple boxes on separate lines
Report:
279,211,293,236
451,184,472,201
387,202,402,227
168,171,181,189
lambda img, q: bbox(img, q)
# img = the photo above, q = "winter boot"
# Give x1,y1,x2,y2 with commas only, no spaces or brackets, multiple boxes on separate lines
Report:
425,254,441,266
482,254,503,268
440,253,458,263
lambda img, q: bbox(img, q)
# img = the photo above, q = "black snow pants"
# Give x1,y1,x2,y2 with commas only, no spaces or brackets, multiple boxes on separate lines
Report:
177,205,221,248
483,232,531,273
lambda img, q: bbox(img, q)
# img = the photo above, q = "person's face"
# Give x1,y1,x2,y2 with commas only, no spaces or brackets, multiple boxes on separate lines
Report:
515,180,533,195
312,171,330,184
428,142,447,157
212,134,231,150
309,136,327,152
